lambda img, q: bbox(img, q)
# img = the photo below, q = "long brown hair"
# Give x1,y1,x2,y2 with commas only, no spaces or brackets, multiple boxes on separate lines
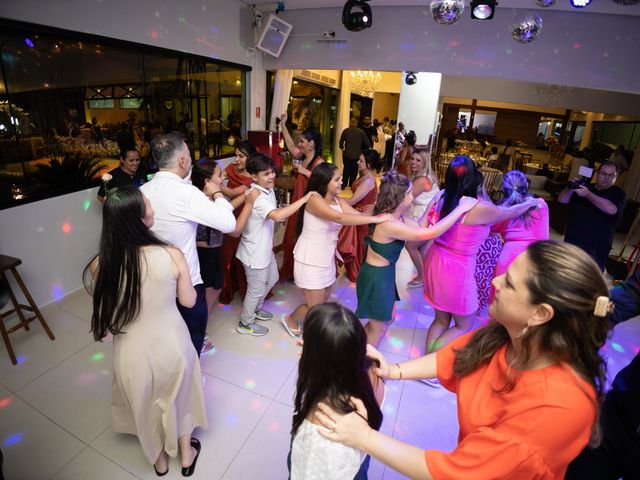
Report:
453,241,610,445
369,170,411,234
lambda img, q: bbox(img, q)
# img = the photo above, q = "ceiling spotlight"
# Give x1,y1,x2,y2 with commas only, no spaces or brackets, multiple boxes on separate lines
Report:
342,0,373,32
570,0,592,7
405,72,417,85
471,0,497,20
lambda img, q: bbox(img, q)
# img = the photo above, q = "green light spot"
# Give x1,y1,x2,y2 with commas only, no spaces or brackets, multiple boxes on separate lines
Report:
91,352,105,361
83,199,91,211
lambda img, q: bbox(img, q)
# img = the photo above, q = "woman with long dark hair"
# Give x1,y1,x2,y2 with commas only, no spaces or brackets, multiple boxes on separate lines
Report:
314,241,612,480
337,149,380,283
218,140,257,304
86,186,206,477
279,113,326,281
490,170,549,301
289,303,384,479
356,171,475,347
281,163,385,337
422,156,538,359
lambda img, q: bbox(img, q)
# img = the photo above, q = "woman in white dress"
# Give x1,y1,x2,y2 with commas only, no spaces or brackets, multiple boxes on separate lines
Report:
405,148,440,288
87,186,206,477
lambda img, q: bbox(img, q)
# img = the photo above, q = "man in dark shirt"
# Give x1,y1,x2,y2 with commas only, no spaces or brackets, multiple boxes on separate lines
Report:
360,115,378,147
559,161,626,271
97,148,147,203
339,117,370,188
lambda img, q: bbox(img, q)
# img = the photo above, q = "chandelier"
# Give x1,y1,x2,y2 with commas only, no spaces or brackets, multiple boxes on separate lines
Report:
349,70,381,98
534,84,574,106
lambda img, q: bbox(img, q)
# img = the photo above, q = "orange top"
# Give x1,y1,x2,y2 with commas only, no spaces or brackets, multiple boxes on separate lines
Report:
426,332,596,480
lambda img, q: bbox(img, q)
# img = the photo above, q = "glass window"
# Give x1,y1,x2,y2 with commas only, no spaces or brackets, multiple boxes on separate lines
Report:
0,21,248,208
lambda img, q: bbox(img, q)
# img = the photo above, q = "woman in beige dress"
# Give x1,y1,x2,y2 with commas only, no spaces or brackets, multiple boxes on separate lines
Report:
86,186,206,477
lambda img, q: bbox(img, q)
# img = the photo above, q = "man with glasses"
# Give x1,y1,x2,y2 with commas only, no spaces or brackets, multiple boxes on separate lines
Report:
559,161,626,271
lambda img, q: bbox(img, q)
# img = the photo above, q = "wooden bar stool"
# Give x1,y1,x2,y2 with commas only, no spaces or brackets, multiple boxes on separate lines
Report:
0,255,55,365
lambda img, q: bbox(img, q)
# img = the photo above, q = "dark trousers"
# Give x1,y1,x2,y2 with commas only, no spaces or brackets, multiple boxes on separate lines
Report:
176,283,207,355
343,157,358,188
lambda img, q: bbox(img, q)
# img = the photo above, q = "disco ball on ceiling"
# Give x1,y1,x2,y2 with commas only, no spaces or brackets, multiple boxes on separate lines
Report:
535,0,556,7
511,13,543,44
430,0,465,25
610,0,640,4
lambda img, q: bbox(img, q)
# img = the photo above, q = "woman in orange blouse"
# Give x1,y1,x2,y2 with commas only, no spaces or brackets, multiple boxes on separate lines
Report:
279,113,325,281
314,240,611,480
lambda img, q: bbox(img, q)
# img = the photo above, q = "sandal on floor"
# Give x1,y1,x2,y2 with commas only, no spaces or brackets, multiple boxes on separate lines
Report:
182,438,201,477
280,314,301,338
154,465,168,477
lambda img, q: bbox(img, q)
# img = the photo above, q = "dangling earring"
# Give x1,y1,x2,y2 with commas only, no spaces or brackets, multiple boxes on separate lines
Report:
518,325,529,338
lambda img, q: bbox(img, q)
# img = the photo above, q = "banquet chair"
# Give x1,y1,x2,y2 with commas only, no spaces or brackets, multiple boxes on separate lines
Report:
482,170,502,200
434,162,449,186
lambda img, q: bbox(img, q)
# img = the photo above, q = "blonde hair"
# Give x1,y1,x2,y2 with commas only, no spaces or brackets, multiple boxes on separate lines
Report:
411,148,438,187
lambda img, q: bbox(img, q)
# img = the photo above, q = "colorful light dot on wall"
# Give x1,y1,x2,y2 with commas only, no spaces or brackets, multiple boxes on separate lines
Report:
0,397,11,409
269,421,280,433
83,199,91,211
62,222,72,233
91,352,105,361
51,283,64,301
150,30,158,40
245,379,256,390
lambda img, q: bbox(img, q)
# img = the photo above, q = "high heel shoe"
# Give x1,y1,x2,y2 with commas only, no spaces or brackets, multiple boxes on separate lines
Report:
181,438,201,477
154,465,168,477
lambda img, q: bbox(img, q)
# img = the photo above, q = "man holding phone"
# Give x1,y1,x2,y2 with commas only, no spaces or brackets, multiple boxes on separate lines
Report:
559,161,626,271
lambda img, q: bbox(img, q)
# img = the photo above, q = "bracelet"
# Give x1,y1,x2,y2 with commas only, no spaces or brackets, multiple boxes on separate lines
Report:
394,363,403,380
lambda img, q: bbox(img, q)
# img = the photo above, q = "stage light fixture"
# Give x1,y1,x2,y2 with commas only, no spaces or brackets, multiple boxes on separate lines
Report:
342,0,373,32
405,72,417,85
570,0,592,7
470,0,497,19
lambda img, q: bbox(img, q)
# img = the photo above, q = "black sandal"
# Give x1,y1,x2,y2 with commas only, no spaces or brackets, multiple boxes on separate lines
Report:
181,438,201,477
154,465,169,477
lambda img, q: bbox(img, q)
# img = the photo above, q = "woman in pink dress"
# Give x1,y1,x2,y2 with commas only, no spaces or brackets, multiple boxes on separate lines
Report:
490,170,549,301
423,156,539,358
337,149,380,283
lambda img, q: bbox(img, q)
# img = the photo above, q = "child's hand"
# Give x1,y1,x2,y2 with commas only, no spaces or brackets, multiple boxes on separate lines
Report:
458,196,477,212
366,345,391,379
246,188,260,205
304,191,320,202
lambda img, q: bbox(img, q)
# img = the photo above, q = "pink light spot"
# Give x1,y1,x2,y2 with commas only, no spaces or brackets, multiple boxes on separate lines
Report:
62,222,71,233
573,43,581,49
150,30,158,40
448,40,461,48
0,398,11,409
263,342,273,350
250,399,262,411
269,421,280,432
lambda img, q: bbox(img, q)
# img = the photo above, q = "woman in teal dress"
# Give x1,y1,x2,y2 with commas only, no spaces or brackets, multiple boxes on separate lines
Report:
356,171,477,346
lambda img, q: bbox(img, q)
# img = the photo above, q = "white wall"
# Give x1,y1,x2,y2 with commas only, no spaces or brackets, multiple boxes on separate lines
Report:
0,0,251,66
0,188,102,307
397,72,442,147
264,7,640,95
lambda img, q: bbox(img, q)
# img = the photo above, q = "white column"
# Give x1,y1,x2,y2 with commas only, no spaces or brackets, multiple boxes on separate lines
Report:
397,72,443,152
333,71,351,171
248,52,266,131
269,69,294,131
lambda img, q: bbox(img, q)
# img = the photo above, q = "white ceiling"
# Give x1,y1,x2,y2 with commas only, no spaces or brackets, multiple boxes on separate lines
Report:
249,0,640,16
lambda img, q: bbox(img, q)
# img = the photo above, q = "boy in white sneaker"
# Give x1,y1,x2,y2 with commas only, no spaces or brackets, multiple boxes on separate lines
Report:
236,153,317,336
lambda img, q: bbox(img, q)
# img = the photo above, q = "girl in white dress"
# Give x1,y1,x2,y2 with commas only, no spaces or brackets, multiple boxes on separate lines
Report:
288,303,385,480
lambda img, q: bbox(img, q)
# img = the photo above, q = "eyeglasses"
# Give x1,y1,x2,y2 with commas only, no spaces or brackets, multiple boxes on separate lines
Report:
599,172,617,178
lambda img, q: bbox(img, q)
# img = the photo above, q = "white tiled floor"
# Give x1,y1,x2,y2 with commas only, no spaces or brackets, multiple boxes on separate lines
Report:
1,250,639,480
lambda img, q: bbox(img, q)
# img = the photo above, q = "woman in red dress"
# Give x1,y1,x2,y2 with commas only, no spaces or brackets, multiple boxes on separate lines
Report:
218,140,257,304
338,150,380,282
279,113,325,281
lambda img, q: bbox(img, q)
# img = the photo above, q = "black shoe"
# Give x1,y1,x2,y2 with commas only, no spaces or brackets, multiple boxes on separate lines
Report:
154,465,168,477
181,438,201,477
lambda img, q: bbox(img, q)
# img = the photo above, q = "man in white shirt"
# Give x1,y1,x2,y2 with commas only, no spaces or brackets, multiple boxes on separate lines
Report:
141,132,236,355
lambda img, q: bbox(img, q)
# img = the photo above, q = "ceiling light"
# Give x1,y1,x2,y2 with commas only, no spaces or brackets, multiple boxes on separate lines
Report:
471,0,496,20
342,0,373,32
570,0,592,7
405,72,417,85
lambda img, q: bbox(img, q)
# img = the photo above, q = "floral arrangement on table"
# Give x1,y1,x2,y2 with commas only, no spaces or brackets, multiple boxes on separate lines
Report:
56,136,120,159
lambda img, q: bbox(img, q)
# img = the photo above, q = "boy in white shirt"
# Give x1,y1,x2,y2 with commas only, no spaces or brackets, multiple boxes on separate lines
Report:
235,154,316,336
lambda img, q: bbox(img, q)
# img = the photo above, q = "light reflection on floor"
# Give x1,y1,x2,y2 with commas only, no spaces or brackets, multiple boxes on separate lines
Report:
0,249,637,479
